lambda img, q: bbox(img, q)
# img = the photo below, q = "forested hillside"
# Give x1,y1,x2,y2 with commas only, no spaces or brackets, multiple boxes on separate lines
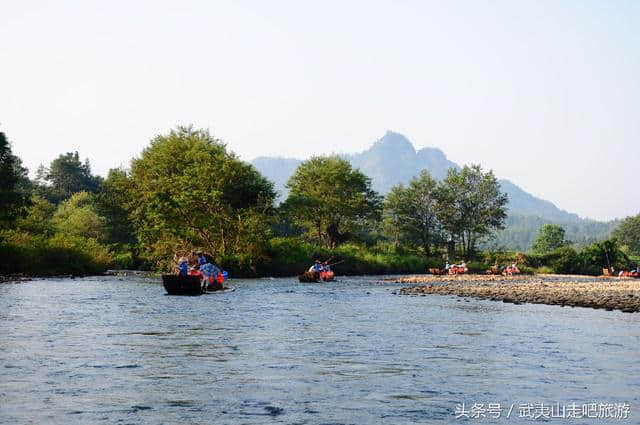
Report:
488,214,619,251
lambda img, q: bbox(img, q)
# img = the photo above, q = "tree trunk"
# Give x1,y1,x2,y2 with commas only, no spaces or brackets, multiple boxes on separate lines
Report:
446,238,455,262
422,232,430,257
220,225,226,256
327,222,341,249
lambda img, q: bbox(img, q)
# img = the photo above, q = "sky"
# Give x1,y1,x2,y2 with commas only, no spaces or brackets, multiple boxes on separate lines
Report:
1,0,638,221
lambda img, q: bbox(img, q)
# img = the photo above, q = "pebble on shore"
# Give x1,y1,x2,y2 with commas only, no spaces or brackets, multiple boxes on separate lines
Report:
396,274,640,313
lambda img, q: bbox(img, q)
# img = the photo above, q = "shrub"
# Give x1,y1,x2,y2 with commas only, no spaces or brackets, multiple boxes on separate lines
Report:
517,265,535,275
534,266,554,274
466,261,490,273
250,237,436,277
545,246,580,274
0,231,113,275
577,239,631,275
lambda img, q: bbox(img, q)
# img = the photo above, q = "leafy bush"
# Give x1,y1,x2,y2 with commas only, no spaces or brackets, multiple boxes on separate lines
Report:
235,237,439,277
52,192,107,241
0,231,113,275
534,266,554,274
541,246,580,274
517,265,536,275
466,261,490,273
577,239,630,275
113,251,135,269
528,239,632,275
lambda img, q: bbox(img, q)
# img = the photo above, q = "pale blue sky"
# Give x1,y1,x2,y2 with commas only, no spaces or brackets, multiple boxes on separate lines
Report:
1,0,638,220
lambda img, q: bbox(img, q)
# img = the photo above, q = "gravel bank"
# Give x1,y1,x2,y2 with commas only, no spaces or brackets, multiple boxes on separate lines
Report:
396,274,640,313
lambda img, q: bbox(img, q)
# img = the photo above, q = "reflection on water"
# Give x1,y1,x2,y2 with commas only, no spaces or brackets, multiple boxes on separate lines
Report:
1,276,639,424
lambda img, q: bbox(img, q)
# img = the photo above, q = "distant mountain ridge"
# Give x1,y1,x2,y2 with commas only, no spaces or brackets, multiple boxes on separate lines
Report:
497,179,580,222
252,131,615,250
253,130,580,222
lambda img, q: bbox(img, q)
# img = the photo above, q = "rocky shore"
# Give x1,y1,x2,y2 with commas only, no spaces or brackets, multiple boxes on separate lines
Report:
395,274,640,313
0,275,32,284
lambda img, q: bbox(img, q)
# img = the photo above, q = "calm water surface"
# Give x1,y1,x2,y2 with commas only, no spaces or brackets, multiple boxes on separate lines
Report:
1,276,639,424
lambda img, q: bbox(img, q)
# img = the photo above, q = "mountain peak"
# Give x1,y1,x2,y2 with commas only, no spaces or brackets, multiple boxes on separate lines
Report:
371,130,415,155
251,132,584,226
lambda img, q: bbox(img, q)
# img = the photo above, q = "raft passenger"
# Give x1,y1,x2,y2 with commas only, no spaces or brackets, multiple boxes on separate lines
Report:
201,262,222,290
197,252,208,269
308,260,324,273
177,257,188,277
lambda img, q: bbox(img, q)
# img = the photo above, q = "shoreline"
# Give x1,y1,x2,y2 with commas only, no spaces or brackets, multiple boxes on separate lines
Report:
0,275,32,284
395,274,640,313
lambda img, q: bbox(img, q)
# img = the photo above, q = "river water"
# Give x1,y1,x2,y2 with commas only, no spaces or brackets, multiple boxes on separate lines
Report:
1,276,639,424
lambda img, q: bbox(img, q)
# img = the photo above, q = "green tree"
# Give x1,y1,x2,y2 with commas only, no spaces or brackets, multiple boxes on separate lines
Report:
436,164,508,259
612,214,640,256
14,196,56,236
382,185,406,248
383,170,441,256
129,126,275,269
531,224,568,254
284,156,382,248
545,246,580,274
578,238,630,275
52,192,108,241
94,168,137,246
36,151,102,203
0,131,31,227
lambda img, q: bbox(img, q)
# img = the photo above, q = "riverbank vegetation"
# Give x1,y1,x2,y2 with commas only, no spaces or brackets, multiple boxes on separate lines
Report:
1,127,638,277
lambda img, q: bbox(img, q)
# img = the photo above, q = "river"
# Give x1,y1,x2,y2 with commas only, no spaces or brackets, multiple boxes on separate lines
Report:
1,276,639,424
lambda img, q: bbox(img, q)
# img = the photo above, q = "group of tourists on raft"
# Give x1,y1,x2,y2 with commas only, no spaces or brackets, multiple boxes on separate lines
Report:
299,259,336,282
444,261,468,275
444,261,521,275
177,252,225,291
618,266,640,278
308,260,332,274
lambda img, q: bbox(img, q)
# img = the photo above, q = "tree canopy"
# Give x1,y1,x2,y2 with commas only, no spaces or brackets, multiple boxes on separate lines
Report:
531,224,568,254
612,214,640,256
383,170,441,256
94,168,138,246
128,126,275,269
284,156,382,248
436,164,508,259
36,151,102,203
0,131,31,228
51,192,107,241
579,238,630,274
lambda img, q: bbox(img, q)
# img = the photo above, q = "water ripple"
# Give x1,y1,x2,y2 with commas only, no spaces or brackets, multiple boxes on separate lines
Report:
1,275,639,424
